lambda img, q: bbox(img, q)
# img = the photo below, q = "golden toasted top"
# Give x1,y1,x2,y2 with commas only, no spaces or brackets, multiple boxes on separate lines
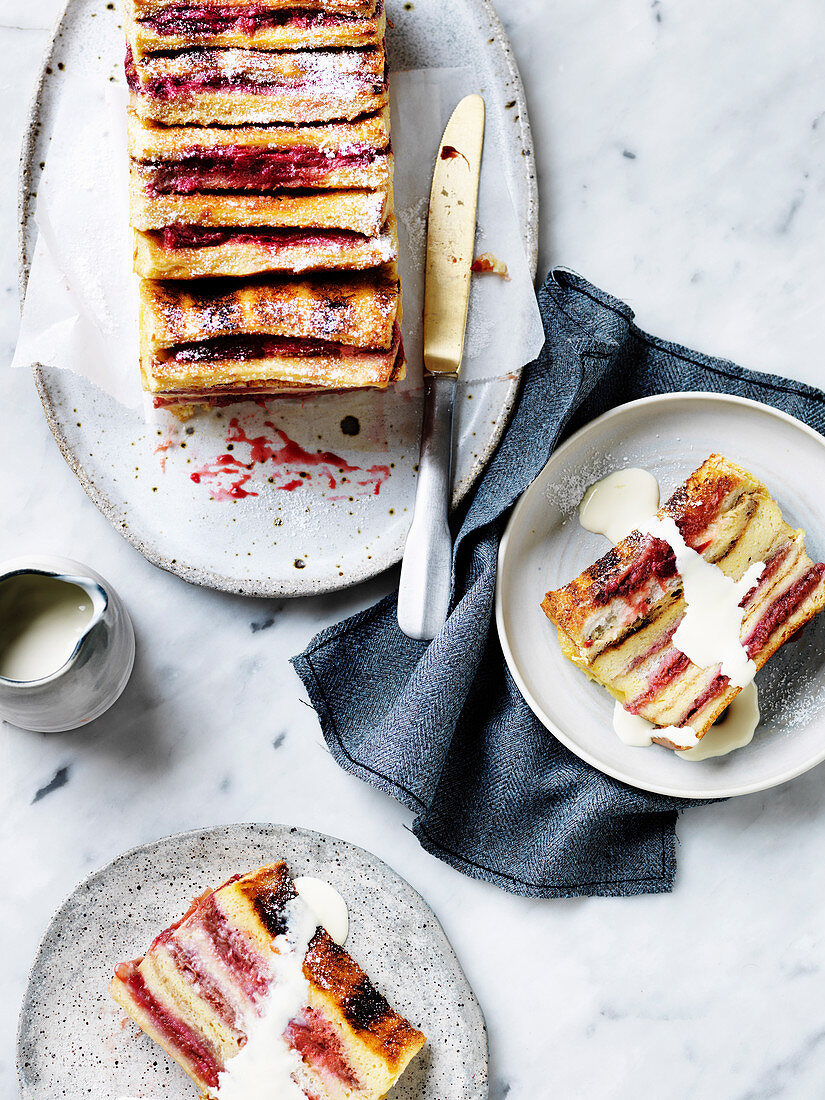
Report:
140,266,399,351
131,45,385,89
128,106,390,159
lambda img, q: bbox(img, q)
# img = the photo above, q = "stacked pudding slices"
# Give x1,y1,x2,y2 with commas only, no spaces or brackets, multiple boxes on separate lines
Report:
125,0,402,408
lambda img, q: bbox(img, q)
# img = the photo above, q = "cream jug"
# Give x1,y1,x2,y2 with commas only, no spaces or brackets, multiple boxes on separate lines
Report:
0,556,134,732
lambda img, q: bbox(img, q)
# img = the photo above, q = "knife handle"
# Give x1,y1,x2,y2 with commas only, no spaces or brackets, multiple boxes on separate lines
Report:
397,373,457,640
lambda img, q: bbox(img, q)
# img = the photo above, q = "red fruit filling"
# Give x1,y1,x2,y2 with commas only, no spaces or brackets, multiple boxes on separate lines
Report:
744,563,825,657
164,939,241,1029
157,225,372,250
625,620,679,673
145,145,379,194
680,671,729,725
116,964,222,1088
592,536,678,606
625,649,691,714
669,480,730,547
144,4,361,36
738,540,792,608
168,334,367,363
196,894,271,1000
285,1007,360,1087
165,323,400,366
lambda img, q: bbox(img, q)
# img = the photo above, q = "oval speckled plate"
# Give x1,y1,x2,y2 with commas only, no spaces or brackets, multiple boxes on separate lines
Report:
18,0,538,598
17,823,488,1099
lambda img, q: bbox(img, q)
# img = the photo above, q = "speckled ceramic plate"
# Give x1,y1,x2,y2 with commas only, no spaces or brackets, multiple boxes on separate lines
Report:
497,393,825,800
17,823,487,1099
18,0,538,598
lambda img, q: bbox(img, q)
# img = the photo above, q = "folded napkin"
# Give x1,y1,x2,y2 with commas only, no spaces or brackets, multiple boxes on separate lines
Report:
293,269,825,899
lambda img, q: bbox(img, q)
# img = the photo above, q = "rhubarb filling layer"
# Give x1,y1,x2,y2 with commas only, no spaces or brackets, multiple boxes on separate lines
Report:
286,1007,361,1088
591,536,678,606
142,4,377,36
115,962,222,1088
193,893,271,1000
144,145,380,193
156,225,374,250
745,563,825,657
164,333,385,363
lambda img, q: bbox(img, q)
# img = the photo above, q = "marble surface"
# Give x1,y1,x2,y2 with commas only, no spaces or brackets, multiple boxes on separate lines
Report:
4,1,825,1096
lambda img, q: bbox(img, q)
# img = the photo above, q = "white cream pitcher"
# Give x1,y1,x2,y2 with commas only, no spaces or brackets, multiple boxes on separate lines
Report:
0,555,134,732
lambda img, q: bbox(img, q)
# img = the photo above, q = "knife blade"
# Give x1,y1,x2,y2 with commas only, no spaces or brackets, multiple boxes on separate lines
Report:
397,94,485,641
423,93,486,375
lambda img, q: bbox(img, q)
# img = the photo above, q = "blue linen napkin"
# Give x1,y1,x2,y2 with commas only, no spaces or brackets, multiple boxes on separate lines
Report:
292,269,825,899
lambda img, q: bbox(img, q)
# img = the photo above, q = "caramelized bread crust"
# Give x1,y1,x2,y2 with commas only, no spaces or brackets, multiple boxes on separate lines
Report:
543,455,825,746
134,219,398,279
128,46,387,125
110,861,425,1099
140,266,399,351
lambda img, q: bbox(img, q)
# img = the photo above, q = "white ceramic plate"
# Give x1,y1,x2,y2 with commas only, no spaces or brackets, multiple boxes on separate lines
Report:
18,0,538,598
496,393,825,799
17,823,487,1099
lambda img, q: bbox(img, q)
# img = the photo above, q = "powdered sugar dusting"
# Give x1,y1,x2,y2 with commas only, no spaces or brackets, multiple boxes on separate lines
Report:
545,450,618,519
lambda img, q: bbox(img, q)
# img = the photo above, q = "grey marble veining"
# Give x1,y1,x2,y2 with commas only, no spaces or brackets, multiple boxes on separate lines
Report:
4,1,825,1097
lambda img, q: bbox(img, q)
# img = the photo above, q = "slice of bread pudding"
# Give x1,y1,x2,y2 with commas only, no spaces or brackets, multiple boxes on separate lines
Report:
110,862,425,1098
542,455,825,749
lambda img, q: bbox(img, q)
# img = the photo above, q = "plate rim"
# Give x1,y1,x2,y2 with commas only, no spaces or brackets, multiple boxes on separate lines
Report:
17,0,539,599
496,391,825,800
16,820,489,1098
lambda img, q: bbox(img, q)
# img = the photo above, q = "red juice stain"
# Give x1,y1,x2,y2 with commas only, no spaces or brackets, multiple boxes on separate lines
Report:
189,415,392,502
440,144,469,166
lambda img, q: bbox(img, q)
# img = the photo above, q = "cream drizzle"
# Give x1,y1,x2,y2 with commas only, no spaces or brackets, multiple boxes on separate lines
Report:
293,876,348,946
642,514,765,689
579,468,762,758
676,682,759,760
217,896,317,1100
612,701,699,749
579,467,660,545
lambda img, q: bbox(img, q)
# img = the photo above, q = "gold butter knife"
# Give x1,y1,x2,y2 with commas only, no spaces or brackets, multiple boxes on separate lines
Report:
397,93,485,640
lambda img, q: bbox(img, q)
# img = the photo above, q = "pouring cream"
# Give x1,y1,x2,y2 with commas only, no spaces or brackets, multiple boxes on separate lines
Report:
293,877,349,946
0,574,94,681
